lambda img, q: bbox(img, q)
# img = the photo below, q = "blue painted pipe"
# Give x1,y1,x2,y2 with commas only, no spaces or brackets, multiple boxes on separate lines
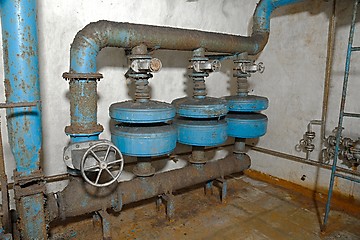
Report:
1,0,42,175
66,0,305,141
253,0,305,33
1,0,46,238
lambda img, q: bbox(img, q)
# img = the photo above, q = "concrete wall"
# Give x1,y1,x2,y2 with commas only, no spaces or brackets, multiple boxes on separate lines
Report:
0,0,359,199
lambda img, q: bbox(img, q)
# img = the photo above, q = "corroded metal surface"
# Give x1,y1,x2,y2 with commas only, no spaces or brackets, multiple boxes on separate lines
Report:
0,119,11,233
46,154,250,221
1,0,47,239
65,79,104,135
1,0,42,177
70,21,268,73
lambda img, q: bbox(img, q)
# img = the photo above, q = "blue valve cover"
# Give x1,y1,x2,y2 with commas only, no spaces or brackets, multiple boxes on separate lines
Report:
110,122,177,157
174,117,227,146
225,95,268,112
172,97,228,118
226,113,268,138
109,100,175,123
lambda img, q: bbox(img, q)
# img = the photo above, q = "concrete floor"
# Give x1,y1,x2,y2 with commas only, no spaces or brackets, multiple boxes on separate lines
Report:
50,174,360,239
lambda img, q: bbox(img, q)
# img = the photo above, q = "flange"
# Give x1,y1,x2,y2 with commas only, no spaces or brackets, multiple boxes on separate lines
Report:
110,122,177,157
172,97,228,118
226,113,268,138
174,117,228,146
225,95,268,112
109,100,175,123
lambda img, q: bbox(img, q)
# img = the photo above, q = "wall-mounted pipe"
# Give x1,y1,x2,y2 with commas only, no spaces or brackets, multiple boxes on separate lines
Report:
0,0,46,238
65,0,305,141
1,0,42,176
46,154,250,221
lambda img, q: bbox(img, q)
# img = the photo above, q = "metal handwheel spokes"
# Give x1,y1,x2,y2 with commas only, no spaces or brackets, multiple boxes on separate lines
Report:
80,142,124,187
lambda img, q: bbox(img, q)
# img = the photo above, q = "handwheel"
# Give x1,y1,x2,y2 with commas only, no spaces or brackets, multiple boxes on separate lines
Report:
80,142,124,187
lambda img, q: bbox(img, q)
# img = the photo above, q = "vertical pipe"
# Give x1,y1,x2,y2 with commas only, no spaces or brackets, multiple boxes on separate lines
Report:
320,0,337,144
0,0,47,238
1,0,42,176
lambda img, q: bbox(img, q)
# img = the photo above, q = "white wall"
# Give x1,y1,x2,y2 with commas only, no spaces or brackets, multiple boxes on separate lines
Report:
0,0,359,199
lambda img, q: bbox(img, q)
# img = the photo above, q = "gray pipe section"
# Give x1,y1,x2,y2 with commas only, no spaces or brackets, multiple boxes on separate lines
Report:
69,0,305,73
46,154,250,221
70,21,267,73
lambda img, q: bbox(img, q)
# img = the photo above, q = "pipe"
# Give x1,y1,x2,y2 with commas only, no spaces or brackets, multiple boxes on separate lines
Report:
1,0,42,176
320,0,336,145
46,154,250,221
248,144,360,178
0,0,46,238
65,0,305,140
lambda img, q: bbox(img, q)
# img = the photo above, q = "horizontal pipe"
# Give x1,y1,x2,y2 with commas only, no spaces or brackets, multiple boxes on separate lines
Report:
334,172,360,183
70,21,267,73
70,0,305,73
46,154,250,221
248,145,360,177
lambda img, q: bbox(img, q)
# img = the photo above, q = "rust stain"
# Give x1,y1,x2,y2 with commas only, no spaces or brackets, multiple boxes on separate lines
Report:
244,169,360,216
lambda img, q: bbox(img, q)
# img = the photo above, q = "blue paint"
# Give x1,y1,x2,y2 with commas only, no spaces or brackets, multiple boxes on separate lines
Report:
68,132,101,143
0,233,12,240
254,0,305,32
111,124,177,156
21,194,46,239
225,95,268,112
174,118,228,146
1,2,47,238
172,97,228,118
226,113,268,138
110,101,175,123
1,0,42,176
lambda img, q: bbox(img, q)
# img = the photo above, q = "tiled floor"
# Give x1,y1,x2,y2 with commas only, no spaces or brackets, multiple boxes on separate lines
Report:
50,174,360,239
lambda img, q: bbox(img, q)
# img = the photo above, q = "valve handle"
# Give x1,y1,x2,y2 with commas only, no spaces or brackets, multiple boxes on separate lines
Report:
80,142,124,187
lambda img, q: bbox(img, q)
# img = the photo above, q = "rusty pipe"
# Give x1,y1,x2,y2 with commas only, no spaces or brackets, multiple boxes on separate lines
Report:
46,154,250,221
321,0,337,144
70,0,306,73
65,0,305,140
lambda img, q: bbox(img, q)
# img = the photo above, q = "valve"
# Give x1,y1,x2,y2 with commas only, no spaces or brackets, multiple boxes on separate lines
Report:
80,142,124,187
237,61,265,74
350,139,360,160
130,58,162,73
192,59,221,73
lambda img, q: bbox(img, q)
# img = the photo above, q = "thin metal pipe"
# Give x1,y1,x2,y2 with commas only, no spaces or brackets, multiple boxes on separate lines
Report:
46,154,250,221
0,101,38,109
334,172,360,183
343,112,360,118
320,0,337,144
247,145,360,177
323,0,359,230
